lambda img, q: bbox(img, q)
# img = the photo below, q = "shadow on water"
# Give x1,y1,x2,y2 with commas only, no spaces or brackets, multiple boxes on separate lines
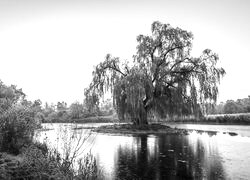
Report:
114,134,226,180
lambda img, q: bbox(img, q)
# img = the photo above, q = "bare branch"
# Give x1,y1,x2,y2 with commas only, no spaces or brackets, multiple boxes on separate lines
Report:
103,65,127,77
152,45,186,83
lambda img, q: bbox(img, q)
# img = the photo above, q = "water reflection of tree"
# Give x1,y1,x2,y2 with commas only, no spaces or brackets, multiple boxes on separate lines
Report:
114,135,226,180
114,136,156,179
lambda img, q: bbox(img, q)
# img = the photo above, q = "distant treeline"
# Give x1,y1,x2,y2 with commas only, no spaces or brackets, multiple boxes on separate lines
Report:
207,96,250,114
35,99,114,123
0,78,114,125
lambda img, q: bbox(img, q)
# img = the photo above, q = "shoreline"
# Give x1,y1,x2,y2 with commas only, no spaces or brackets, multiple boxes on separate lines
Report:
91,123,238,136
42,121,250,126
41,114,250,125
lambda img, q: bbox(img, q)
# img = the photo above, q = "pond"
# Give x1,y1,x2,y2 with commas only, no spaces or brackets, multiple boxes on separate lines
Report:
35,123,250,180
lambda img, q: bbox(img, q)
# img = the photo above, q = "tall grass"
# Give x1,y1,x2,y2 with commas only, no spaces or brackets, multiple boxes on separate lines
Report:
6,142,102,179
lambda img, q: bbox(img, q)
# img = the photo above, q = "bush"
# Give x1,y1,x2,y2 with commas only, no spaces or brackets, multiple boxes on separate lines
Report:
0,105,39,154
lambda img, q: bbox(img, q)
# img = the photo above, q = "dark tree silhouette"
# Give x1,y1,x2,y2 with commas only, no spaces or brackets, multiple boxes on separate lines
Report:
86,21,225,125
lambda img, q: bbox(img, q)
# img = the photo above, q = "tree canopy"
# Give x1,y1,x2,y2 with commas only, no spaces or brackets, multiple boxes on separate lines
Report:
0,80,25,112
86,21,225,125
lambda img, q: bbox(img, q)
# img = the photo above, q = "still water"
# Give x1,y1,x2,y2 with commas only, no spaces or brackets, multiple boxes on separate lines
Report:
35,123,250,180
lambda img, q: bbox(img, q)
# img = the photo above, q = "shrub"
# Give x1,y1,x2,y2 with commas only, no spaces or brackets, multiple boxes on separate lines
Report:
0,105,39,154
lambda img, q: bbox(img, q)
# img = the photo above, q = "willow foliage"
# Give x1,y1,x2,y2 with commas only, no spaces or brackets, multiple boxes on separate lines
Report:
86,21,225,125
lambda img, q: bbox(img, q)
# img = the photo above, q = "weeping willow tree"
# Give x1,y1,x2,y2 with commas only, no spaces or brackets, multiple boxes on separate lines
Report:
86,21,225,125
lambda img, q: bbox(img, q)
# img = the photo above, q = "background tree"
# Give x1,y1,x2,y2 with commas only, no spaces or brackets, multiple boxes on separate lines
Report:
43,102,55,117
57,101,67,112
99,98,114,116
86,21,225,125
69,102,84,119
223,100,239,114
55,101,68,121
0,80,25,112
0,80,39,154
84,88,100,116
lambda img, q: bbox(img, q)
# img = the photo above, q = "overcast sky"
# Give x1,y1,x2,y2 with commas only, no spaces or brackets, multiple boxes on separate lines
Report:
0,0,250,105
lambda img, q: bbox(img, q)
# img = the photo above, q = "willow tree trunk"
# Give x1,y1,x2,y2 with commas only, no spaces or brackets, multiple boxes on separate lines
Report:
133,105,148,126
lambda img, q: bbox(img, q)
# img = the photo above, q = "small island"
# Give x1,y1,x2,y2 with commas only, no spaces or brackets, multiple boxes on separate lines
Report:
93,123,189,135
